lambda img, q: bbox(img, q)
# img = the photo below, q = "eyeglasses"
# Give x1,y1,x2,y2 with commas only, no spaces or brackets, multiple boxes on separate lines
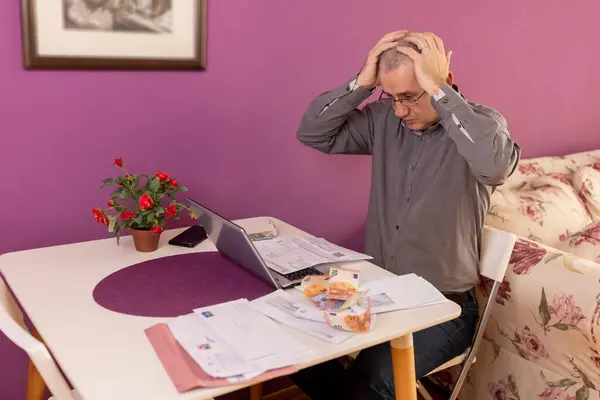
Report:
379,90,427,106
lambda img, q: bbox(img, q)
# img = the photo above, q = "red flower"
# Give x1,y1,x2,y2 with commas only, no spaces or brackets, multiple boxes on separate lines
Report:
165,204,177,217
113,158,124,167
518,163,540,176
120,211,136,220
488,381,508,400
170,179,178,187
108,200,114,207
510,239,547,275
92,208,109,226
138,194,154,210
520,327,548,360
154,171,170,182
152,226,164,234
550,173,570,185
478,277,512,305
569,223,600,246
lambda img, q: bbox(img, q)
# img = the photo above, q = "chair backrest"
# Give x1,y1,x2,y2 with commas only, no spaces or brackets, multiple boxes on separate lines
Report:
0,276,76,400
480,226,517,282
448,226,518,399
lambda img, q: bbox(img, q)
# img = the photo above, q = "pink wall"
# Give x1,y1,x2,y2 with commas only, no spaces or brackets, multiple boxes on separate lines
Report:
1,0,600,398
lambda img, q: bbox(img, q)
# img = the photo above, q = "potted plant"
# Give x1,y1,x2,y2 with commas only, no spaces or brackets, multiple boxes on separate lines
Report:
92,158,197,252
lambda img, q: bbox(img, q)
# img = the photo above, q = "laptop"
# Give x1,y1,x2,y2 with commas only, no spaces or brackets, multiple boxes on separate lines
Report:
187,198,324,289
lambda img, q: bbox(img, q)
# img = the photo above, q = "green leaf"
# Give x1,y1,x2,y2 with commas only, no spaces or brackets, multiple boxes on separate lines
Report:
155,207,165,217
512,343,529,360
111,192,126,200
576,386,590,400
508,374,519,397
580,371,595,390
539,287,552,327
553,323,569,331
133,215,144,226
107,215,117,233
150,177,160,193
544,253,562,264
492,341,500,363
178,185,188,192
167,192,176,200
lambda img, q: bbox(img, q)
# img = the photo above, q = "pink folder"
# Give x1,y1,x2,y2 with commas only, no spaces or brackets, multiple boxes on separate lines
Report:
145,323,298,393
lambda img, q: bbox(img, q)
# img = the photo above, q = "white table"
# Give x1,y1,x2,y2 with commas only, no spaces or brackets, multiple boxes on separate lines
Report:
0,217,460,400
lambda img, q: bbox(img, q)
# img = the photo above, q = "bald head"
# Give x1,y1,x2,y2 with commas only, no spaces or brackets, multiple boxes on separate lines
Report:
378,40,420,73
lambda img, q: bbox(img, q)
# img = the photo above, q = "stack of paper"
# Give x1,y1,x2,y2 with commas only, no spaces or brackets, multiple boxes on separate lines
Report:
251,290,356,344
253,236,373,275
250,273,449,344
168,299,310,383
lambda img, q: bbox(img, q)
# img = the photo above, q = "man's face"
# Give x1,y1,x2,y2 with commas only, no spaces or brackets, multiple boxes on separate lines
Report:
379,65,440,132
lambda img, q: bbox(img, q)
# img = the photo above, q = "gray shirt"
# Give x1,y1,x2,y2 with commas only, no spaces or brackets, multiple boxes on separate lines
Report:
297,77,521,293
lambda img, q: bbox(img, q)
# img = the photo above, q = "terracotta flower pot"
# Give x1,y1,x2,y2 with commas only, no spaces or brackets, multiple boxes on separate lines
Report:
130,228,161,252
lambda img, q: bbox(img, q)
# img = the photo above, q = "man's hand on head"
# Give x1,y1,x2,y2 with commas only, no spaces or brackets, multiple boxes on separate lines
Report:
396,32,452,96
355,30,408,89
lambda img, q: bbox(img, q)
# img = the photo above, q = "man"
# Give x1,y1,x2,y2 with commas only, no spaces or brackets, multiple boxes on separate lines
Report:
291,31,520,399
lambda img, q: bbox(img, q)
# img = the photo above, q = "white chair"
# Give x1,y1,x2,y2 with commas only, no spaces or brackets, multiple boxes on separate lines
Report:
0,276,79,400
417,226,517,400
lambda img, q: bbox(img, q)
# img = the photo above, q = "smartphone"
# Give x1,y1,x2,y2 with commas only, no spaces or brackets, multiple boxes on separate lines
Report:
168,225,208,248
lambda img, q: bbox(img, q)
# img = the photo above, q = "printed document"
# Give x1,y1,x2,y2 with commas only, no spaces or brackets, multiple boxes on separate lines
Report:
253,236,373,275
168,299,310,380
250,290,355,344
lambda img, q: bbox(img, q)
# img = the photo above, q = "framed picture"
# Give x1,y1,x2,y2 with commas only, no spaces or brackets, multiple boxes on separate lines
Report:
20,0,207,70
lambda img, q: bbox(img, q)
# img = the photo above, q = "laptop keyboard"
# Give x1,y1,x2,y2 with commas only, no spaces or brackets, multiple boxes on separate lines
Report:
285,267,324,282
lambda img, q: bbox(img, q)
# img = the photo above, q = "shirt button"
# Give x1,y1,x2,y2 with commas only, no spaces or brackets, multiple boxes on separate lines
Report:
405,197,410,202
345,86,351,91
409,165,414,171
420,137,425,142
395,225,400,230
442,98,449,104
457,124,463,129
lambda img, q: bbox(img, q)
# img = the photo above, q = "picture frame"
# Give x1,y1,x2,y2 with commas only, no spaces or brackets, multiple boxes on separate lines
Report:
20,0,207,70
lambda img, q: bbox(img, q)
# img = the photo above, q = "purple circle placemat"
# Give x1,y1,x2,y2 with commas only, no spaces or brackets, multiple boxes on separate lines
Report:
92,252,275,317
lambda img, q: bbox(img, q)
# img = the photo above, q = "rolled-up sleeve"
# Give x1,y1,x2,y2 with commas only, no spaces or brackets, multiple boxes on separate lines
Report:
431,86,521,186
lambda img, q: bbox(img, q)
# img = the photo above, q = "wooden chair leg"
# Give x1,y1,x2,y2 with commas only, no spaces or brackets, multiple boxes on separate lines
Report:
25,328,47,400
249,383,263,400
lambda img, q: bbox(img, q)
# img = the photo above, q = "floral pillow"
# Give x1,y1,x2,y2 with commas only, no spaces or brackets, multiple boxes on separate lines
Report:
486,173,593,245
572,163,600,221
556,222,600,264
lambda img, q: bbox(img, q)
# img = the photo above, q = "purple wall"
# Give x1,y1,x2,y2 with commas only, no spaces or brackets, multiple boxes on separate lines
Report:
2,0,600,398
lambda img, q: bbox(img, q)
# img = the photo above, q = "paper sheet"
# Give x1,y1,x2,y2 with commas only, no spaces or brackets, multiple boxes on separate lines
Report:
361,274,449,314
168,313,261,380
250,290,355,344
253,236,373,275
193,299,310,372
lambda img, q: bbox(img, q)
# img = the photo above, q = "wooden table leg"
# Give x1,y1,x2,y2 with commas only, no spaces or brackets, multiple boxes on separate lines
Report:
249,383,263,400
390,333,417,400
25,328,46,400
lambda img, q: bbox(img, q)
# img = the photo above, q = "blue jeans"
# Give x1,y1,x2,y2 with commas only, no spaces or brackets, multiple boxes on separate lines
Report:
289,291,479,400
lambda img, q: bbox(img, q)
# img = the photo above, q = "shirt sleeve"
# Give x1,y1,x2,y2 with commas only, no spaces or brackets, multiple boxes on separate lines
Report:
431,85,521,186
296,77,377,155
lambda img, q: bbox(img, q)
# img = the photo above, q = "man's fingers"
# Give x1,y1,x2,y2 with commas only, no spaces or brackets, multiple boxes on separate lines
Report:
431,33,445,53
396,45,420,61
377,31,407,46
372,40,402,58
409,32,437,52
382,30,408,40
403,35,428,52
